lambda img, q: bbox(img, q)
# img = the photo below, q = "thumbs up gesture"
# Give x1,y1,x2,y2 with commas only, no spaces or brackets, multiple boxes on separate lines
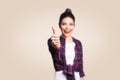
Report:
51,27,61,49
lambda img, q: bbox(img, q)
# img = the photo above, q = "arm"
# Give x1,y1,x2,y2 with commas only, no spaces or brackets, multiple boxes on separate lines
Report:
50,27,61,49
47,27,61,53
78,41,85,78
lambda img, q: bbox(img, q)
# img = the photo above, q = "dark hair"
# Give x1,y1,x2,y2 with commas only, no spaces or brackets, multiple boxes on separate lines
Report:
59,8,75,26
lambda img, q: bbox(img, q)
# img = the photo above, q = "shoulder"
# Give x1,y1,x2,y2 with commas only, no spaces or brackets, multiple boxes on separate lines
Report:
73,37,82,46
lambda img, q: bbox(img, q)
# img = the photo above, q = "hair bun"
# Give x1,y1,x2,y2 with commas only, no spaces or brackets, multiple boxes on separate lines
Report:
65,8,72,13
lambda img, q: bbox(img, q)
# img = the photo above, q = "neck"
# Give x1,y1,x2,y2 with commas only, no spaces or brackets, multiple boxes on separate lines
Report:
61,35,73,43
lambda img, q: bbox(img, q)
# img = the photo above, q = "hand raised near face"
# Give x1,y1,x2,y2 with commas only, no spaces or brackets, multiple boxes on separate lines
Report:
51,27,61,49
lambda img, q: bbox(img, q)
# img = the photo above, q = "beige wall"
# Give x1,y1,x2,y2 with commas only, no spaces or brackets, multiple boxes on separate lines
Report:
0,0,120,80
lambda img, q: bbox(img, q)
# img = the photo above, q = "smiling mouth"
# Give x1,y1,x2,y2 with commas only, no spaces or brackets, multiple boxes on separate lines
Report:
64,30,72,34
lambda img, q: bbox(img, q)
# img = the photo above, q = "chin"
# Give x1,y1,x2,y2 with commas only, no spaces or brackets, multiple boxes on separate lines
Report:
63,34,71,38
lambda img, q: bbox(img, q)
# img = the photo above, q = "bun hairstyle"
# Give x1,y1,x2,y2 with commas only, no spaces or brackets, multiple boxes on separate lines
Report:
65,8,72,13
59,8,75,26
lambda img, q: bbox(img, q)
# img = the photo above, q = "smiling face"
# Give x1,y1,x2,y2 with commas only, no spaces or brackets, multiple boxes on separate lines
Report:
59,17,75,38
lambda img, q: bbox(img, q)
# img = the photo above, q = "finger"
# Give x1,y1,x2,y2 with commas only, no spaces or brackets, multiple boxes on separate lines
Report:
51,38,59,41
52,27,56,34
51,36,59,40
52,34,59,38
52,40,60,43
51,35,59,39
52,39,60,43
54,42,60,45
52,41,60,45
51,37,59,41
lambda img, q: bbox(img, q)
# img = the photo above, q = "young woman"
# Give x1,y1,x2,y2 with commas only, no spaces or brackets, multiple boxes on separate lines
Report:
48,8,85,80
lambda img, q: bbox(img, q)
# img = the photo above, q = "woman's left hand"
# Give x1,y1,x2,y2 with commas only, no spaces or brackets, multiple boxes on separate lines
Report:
80,77,84,80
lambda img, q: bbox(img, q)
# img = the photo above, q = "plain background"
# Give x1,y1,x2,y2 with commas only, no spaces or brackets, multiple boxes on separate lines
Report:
0,0,120,80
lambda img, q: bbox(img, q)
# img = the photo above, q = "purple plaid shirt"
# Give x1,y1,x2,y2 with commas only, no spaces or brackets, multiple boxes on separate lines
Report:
48,36,85,80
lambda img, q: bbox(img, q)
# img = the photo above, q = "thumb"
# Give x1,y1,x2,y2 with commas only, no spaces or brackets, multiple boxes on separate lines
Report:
52,27,56,34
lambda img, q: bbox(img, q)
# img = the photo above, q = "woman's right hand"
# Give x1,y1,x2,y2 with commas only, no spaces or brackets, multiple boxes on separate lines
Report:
51,27,61,49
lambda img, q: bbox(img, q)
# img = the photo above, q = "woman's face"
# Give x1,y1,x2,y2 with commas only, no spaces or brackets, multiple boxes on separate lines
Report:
59,17,75,38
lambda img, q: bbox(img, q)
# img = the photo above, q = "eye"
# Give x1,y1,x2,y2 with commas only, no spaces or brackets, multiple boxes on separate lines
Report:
61,23,66,26
69,23,74,26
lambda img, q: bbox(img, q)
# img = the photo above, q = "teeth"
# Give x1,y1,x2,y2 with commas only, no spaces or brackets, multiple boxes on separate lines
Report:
64,31,70,33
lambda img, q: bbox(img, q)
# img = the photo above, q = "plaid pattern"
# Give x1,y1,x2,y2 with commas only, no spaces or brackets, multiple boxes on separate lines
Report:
48,36,85,80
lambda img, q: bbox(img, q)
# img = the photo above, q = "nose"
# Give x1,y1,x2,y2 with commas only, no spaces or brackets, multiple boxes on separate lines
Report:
65,24,70,29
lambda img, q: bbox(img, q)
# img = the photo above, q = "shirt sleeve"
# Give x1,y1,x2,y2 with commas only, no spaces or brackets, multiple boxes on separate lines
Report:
78,40,85,77
47,38,59,54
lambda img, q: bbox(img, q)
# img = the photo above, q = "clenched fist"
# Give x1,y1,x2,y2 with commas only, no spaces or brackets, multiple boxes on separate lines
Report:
51,27,61,49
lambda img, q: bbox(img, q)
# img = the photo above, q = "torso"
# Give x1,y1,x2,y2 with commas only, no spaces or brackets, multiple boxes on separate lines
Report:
55,41,80,80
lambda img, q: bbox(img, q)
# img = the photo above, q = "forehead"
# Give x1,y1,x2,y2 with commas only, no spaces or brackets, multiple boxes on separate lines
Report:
61,17,74,23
